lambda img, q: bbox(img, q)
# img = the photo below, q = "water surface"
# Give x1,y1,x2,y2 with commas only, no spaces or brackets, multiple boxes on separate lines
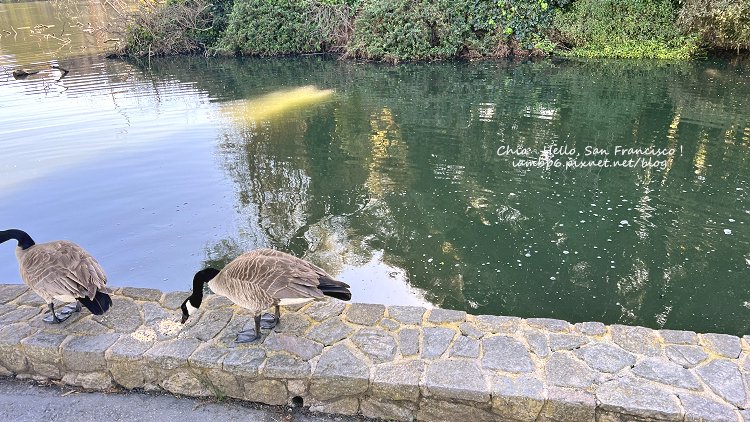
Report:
1,1,749,335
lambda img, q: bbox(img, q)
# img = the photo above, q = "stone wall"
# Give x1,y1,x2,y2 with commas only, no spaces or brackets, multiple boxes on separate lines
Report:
0,283,748,421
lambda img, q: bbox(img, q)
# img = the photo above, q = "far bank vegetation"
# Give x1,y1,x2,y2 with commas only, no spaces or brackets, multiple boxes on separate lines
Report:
115,0,750,61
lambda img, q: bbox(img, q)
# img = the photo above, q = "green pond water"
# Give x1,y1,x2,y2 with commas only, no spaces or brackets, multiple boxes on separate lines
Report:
1,1,749,335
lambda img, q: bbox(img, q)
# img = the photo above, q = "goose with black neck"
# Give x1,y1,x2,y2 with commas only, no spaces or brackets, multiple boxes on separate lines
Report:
181,248,351,343
0,229,112,323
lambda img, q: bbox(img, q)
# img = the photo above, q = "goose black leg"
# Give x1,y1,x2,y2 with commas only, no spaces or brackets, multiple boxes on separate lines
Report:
259,305,280,329
43,302,74,324
236,314,262,343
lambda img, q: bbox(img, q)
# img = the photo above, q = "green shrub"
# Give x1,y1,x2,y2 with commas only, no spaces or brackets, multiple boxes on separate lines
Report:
346,0,470,62
218,0,356,55
678,0,750,52
347,0,572,62
553,0,700,59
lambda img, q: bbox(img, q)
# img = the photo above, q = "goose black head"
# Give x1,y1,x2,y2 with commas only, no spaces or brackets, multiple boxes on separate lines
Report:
181,267,220,324
0,229,35,250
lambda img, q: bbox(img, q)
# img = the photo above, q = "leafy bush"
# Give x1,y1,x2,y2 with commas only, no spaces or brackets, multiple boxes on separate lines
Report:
347,0,573,62
553,0,700,59
678,0,750,52
346,0,469,62
123,0,215,56
218,0,356,55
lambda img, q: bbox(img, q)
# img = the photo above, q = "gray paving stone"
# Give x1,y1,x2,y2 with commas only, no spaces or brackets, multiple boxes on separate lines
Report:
491,375,545,422
475,315,521,334
575,342,635,373
597,377,682,421
549,333,589,351
459,322,484,339
351,328,397,363
243,379,287,405
421,327,455,359
546,352,598,388
187,344,228,370
264,332,323,361
94,297,142,333
309,397,360,416
160,291,189,310
427,308,466,324
527,318,571,332
388,306,426,325
305,300,346,322
0,303,14,317
143,302,171,325
0,307,43,324
61,333,120,372
372,360,425,401
525,330,550,357
541,388,596,422
423,359,490,402
632,357,702,390
702,333,742,359
574,321,606,336
161,369,211,397
262,353,311,379
417,398,496,422
450,336,480,358
20,331,67,364
379,318,400,331
310,344,369,400
120,287,162,302
0,323,36,372
143,338,201,371
665,344,709,368
482,335,534,373
360,398,415,422
611,325,662,356
20,331,67,378
660,329,698,345
695,359,747,408
679,392,739,422
106,333,154,360
306,317,353,346
222,347,266,378
0,284,27,304
181,307,233,341
14,291,45,306
345,303,385,326
398,328,419,357
274,312,312,336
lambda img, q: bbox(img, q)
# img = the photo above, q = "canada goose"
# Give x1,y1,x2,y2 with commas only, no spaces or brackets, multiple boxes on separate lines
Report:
181,248,351,343
0,229,112,323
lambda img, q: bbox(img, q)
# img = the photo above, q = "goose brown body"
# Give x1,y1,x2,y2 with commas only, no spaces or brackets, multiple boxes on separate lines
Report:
16,240,107,303
182,248,351,342
208,248,343,314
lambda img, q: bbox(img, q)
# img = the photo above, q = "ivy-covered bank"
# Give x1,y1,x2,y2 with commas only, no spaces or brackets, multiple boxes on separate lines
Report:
122,0,750,61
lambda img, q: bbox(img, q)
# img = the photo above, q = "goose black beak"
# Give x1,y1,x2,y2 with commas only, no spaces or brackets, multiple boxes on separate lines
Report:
181,314,189,324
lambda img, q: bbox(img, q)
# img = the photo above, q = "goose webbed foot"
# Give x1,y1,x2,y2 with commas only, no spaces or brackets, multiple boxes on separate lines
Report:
235,314,263,343
235,329,260,343
43,302,79,324
259,312,278,329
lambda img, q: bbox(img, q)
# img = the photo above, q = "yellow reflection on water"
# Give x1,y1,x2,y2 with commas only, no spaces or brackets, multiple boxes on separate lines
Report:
221,85,334,123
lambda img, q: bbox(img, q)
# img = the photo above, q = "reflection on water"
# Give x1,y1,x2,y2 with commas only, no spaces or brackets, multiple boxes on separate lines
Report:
1,1,749,335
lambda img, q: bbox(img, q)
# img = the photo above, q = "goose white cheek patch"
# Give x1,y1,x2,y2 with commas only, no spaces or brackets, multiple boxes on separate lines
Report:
186,302,198,315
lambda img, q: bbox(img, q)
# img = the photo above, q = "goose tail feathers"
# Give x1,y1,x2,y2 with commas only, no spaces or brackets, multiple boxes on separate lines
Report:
318,277,352,301
79,291,112,315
